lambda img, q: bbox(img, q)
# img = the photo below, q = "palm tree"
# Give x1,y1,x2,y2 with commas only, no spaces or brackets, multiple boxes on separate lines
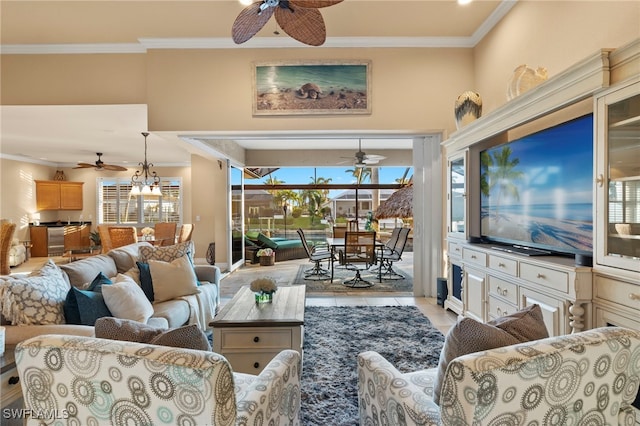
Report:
395,167,412,185
480,146,524,212
346,167,371,184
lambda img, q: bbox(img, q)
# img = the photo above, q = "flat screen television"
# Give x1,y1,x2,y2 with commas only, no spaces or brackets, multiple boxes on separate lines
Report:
480,114,593,257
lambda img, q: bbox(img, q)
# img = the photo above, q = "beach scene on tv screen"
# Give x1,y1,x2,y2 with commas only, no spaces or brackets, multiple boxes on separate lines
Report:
480,115,593,253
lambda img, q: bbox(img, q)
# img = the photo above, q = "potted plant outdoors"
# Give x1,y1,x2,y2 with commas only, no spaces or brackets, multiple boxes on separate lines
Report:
256,248,275,266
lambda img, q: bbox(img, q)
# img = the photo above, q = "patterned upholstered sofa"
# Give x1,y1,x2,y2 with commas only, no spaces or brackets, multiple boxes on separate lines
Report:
358,327,640,425
16,334,301,426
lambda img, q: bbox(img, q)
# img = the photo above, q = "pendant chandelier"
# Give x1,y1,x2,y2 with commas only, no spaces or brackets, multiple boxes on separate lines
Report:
130,132,162,196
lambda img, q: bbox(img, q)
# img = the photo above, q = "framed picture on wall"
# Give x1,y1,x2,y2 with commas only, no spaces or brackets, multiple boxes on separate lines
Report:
252,60,371,116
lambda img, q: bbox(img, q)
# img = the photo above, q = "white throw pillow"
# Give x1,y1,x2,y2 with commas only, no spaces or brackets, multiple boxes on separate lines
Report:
148,255,200,303
102,274,154,323
1,260,70,325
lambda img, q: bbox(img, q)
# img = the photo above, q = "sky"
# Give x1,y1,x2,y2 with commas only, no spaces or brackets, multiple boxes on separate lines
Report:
255,166,412,186
252,166,413,198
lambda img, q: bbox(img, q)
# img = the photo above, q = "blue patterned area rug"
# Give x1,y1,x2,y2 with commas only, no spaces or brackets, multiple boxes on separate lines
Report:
301,306,444,425
292,265,413,293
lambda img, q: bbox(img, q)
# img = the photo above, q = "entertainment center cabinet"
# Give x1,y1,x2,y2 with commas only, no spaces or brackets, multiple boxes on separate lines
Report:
443,39,640,343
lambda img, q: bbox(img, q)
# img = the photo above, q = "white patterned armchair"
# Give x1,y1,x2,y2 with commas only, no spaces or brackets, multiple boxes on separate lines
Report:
16,334,301,425
358,327,640,425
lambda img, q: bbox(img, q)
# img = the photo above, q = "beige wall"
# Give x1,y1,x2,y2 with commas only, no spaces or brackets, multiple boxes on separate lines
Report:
473,1,640,115
145,48,473,135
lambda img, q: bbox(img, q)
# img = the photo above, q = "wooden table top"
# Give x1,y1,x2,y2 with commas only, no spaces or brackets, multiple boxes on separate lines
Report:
211,285,306,327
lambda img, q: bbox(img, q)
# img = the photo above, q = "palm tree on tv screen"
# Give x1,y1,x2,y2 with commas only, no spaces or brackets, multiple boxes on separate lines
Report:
481,146,524,216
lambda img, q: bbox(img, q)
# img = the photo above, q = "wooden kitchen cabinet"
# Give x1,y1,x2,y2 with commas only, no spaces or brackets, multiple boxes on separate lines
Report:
29,226,48,257
35,180,83,210
64,224,91,250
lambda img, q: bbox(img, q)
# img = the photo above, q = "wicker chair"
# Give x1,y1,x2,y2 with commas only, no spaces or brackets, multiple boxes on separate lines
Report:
178,223,194,243
97,225,138,253
154,222,177,246
1,221,17,275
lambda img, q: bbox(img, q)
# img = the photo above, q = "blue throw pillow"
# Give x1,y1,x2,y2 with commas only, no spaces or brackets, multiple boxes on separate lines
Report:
74,288,112,326
64,272,113,325
137,261,155,301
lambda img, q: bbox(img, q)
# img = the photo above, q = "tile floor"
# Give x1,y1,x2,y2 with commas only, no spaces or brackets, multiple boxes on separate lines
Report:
10,251,458,335
218,252,458,335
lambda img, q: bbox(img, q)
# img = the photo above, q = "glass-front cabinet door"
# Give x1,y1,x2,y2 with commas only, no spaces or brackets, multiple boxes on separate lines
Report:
595,80,640,272
447,151,467,240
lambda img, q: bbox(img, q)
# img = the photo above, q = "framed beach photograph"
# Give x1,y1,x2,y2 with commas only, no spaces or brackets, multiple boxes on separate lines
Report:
252,60,371,116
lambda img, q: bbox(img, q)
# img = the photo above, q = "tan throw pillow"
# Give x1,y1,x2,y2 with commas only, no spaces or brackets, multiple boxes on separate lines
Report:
148,256,200,303
102,274,154,323
432,304,548,405
139,241,194,263
1,260,70,325
149,324,211,351
95,317,165,342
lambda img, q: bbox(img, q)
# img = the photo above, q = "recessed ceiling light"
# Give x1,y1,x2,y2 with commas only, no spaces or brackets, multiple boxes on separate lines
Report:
238,0,253,6
458,0,472,5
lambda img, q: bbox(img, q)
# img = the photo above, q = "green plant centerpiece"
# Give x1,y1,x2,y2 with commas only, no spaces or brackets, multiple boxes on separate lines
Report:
250,277,277,303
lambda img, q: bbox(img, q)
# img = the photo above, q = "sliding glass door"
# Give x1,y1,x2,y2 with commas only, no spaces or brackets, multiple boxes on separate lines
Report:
229,164,244,271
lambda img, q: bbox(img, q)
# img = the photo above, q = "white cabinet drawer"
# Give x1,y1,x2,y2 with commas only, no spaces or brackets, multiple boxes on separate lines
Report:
448,242,462,257
488,275,518,305
223,351,283,374
520,263,568,293
1,366,22,406
219,329,292,350
489,255,517,277
594,275,640,311
463,247,487,267
488,295,518,320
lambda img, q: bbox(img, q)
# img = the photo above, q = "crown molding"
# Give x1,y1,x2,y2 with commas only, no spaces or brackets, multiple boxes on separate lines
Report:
0,43,146,55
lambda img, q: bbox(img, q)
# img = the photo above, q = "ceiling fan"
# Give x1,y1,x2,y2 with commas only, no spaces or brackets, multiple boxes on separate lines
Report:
74,153,127,171
232,0,344,47
341,139,386,168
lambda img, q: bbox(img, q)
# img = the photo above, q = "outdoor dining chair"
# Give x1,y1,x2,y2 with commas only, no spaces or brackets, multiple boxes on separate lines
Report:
377,227,410,280
297,228,333,281
336,230,377,288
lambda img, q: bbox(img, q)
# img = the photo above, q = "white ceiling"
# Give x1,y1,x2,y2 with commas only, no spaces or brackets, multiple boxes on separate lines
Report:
0,0,512,167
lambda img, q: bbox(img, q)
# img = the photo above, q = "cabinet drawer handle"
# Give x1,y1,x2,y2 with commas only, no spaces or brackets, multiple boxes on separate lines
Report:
536,273,546,279
471,255,477,259
253,362,260,369
629,293,640,301
455,248,460,252
496,286,501,293
253,336,260,343
498,263,505,268
502,289,508,296
8,376,19,385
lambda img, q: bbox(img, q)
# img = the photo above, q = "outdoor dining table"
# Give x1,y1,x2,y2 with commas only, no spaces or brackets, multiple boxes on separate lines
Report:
325,236,386,283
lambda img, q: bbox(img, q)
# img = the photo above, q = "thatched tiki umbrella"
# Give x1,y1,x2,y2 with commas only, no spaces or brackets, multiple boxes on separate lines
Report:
375,184,413,219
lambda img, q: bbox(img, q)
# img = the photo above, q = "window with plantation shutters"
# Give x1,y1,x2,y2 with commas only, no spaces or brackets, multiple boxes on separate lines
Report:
97,177,182,226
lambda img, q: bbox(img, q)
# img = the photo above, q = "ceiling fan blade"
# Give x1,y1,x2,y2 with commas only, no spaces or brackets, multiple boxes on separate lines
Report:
290,0,344,8
102,164,128,172
232,2,274,44
275,5,326,46
364,154,386,161
73,163,95,169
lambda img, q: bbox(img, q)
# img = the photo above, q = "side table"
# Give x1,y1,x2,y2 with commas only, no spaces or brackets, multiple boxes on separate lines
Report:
210,285,305,374
1,346,22,408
